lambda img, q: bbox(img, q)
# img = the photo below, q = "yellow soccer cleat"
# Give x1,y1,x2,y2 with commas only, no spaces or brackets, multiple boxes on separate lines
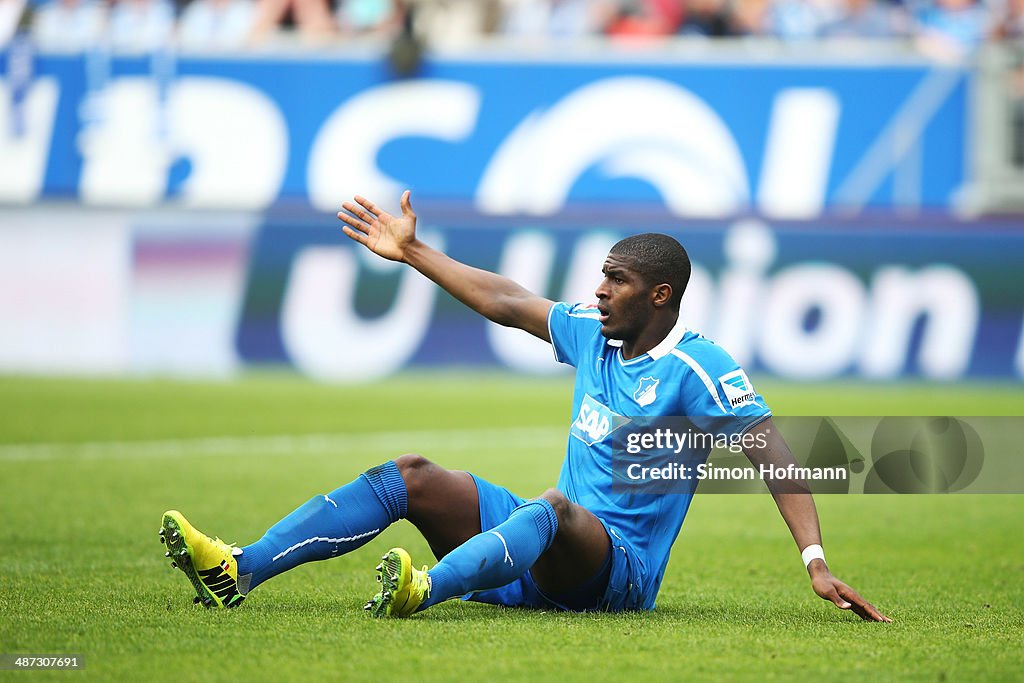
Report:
160,510,245,609
364,547,430,618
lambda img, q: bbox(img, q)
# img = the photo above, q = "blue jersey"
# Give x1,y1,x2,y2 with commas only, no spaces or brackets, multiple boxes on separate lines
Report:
547,302,771,605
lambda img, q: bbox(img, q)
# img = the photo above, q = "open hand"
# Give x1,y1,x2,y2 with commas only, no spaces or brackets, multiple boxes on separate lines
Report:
338,190,417,262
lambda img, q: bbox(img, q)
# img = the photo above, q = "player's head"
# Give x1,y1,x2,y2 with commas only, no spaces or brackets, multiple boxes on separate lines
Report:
595,233,691,340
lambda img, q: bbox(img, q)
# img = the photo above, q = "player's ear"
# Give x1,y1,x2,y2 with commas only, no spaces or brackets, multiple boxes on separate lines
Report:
652,283,672,308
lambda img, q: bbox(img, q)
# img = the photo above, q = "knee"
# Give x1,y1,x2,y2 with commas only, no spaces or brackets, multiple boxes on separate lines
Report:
538,488,572,525
393,453,437,500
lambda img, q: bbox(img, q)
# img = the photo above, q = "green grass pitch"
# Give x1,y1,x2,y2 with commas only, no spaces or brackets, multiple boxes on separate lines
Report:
1,374,1022,681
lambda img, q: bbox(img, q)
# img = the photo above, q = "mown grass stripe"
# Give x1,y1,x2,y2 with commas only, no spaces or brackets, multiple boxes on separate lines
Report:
0,426,567,462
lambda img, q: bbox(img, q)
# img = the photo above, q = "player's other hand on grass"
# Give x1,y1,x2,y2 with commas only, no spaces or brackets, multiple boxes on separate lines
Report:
809,563,891,622
338,190,417,262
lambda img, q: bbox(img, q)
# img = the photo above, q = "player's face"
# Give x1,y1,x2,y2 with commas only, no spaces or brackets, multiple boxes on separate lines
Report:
594,254,653,341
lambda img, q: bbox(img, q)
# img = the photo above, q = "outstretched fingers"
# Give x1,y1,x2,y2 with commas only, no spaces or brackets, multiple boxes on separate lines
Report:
338,199,376,247
340,200,376,227
838,584,892,623
339,224,368,246
354,195,386,220
337,209,367,232
831,581,897,622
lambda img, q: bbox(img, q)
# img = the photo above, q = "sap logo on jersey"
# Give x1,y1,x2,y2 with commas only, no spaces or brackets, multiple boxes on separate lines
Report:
719,370,757,409
571,394,630,446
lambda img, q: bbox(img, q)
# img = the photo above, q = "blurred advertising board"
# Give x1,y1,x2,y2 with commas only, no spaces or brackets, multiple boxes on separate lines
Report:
0,207,1019,381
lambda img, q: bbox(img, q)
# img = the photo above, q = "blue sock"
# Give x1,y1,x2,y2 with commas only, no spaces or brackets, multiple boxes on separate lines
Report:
236,461,407,594
419,498,558,610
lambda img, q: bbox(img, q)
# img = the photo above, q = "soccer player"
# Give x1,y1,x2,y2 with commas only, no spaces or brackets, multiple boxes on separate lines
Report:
160,191,890,622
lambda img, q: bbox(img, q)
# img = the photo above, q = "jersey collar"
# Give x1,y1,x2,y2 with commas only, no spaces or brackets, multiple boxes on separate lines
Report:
606,316,687,361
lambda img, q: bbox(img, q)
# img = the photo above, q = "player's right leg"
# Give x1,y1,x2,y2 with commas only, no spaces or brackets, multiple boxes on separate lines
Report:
161,454,482,608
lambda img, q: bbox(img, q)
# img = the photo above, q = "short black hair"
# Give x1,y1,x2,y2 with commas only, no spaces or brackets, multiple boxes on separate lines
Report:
609,233,691,309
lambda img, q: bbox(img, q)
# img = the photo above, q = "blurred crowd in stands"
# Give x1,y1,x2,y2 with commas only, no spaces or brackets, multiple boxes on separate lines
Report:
0,0,1020,58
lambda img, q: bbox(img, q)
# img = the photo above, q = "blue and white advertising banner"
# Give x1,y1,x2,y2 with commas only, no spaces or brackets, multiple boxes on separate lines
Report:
234,213,1021,381
1,53,968,216
0,207,1019,381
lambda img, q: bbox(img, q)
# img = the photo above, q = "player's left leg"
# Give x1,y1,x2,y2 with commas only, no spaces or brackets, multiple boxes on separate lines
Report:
368,488,611,617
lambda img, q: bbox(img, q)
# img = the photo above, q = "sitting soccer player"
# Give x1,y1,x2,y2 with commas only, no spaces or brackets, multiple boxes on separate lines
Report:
160,191,890,622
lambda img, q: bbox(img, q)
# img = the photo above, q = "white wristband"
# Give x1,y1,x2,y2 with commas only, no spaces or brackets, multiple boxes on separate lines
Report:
801,544,826,568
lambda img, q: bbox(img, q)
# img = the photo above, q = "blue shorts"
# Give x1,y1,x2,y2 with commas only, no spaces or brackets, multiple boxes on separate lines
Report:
464,473,650,612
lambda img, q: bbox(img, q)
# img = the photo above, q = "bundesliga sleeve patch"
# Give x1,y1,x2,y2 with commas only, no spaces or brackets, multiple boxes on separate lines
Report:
718,370,757,410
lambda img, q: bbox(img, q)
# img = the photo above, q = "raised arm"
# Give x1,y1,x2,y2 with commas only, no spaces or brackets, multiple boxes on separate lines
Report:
338,191,554,341
742,418,891,622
